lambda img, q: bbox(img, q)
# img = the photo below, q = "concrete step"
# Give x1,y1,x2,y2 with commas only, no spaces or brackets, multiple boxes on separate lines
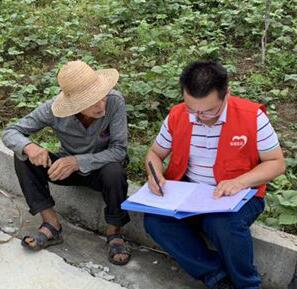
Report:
0,194,200,289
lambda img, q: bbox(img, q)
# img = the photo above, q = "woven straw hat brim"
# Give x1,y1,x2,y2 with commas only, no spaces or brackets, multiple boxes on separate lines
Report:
52,68,119,117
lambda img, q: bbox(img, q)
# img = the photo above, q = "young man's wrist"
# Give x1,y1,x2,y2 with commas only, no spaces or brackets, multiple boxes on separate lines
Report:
235,176,250,189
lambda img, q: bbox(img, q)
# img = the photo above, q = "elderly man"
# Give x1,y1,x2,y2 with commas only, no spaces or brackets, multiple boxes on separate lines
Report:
2,60,130,265
144,61,286,288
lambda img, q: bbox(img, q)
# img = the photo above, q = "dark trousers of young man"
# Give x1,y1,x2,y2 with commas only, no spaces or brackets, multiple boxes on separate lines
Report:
144,197,264,289
14,153,130,227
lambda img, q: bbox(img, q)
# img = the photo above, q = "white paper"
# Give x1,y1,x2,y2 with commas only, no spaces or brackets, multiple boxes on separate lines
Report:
127,180,251,213
127,181,197,210
177,182,251,213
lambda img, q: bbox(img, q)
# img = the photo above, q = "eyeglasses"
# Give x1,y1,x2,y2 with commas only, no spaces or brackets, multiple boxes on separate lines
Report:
187,101,224,118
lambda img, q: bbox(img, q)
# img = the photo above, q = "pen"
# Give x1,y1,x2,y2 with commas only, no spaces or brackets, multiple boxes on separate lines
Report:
148,161,164,197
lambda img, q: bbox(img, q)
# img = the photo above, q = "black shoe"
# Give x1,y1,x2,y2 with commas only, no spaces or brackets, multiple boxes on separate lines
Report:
213,277,234,289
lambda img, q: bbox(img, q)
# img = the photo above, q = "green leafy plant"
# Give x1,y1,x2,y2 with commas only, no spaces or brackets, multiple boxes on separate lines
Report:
0,0,297,233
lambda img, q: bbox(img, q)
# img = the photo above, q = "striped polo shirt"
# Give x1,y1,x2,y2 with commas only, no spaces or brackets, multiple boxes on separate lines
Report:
155,104,280,185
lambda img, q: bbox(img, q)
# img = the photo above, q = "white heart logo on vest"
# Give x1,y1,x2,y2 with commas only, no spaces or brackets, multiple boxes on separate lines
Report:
230,135,248,149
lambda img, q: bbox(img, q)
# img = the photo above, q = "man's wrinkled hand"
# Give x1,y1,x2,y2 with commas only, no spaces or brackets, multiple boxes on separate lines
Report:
48,156,79,181
214,178,247,199
24,143,51,168
147,172,166,196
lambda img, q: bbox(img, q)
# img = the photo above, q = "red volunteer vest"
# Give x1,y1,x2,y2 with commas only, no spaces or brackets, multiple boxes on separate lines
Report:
164,96,266,198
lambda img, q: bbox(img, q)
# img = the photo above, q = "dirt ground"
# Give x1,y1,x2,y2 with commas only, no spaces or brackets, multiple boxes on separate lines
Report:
276,102,297,135
274,102,297,156
0,98,30,130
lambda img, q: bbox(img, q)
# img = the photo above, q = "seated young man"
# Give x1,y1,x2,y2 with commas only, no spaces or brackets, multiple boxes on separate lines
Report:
144,60,285,288
2,60,130,265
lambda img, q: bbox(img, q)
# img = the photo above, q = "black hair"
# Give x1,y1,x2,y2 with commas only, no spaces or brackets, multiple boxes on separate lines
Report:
179,60,228,100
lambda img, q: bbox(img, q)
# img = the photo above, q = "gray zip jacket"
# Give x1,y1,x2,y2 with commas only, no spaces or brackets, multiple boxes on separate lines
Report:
2,90,128,174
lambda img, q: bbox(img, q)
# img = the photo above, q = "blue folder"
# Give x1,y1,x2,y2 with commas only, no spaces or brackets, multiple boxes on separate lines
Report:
121,189,257,219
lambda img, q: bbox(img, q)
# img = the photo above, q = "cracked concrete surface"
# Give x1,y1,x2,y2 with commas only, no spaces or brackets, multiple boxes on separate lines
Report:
0,192,200,289
0,232,126,289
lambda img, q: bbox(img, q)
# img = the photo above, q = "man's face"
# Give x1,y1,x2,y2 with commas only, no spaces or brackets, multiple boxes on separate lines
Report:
80,96,108,119
183,89,226,123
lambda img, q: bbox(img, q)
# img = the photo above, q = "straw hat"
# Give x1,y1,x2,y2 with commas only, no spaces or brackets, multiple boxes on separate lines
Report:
52,60,119,117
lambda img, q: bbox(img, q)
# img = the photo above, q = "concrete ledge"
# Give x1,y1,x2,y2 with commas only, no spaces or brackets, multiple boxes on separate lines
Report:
0,140,296,288
0,141,154,246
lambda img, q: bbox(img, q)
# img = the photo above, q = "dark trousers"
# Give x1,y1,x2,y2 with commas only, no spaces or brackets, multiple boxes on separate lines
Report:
14,153,130,227
144,197,264,289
